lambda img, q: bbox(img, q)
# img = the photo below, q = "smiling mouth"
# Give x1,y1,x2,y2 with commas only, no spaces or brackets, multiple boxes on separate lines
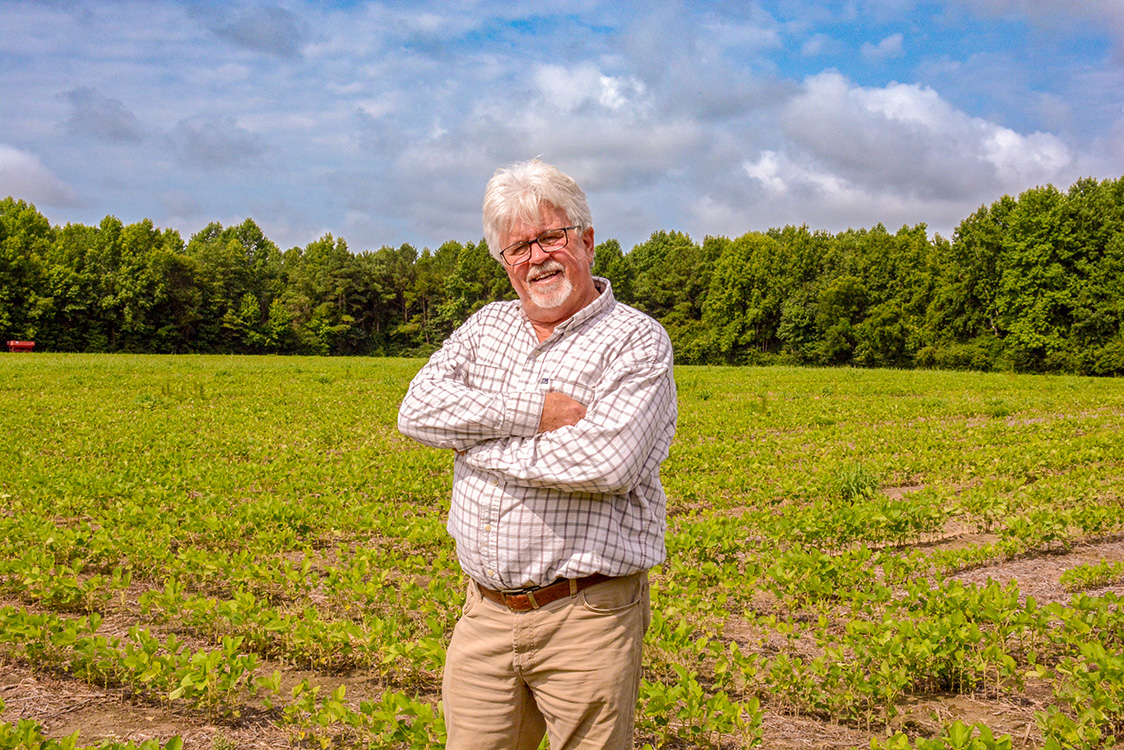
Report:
530,269,563,283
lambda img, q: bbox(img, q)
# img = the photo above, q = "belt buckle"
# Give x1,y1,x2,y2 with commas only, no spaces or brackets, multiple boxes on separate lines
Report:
499,581,552,610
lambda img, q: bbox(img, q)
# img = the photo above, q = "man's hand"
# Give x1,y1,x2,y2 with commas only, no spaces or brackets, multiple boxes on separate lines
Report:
538,392,587,433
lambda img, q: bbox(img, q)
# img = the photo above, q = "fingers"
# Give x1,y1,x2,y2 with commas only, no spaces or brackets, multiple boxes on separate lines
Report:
538,392,587,433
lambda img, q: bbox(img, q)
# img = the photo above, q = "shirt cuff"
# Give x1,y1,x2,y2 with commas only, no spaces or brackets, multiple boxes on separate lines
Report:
505,390,544,437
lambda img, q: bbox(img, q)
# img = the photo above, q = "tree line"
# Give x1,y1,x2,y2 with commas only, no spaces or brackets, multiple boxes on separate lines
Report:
2,175,1122,374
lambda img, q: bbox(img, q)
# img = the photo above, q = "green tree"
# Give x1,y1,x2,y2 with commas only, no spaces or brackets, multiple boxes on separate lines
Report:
917,199,1012,370
0,198,53,343
702,232,786,362
768,226,833,363
145,241,203,352
991,185,1077,370
1058,177,1124,374
185,219,281,352
279,233,366,355
43,222,106,351
815,274,867,364
627,231,701,320
401,243,458,350
592,238,633,303
439,240,513,332
851,224,937,367
110,219,187,352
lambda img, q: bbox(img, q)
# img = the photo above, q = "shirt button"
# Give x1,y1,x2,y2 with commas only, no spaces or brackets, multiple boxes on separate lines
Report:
484,524,492,532
486,569,496,577
490,478,499,486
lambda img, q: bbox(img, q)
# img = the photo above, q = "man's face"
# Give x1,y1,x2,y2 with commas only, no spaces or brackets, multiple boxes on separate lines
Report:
501,203,597,328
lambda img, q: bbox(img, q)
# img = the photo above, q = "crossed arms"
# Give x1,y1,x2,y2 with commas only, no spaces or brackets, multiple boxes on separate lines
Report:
397,324,675,496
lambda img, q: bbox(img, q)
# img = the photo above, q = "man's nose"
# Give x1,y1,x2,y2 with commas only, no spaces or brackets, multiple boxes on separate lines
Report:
528,240,554,265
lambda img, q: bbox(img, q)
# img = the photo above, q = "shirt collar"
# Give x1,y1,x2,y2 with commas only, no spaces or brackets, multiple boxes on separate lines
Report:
518,277,616,347
540,276,615,340
560,276,613,328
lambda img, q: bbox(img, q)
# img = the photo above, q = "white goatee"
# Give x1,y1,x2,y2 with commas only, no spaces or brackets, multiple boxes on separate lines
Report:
525,259,572,309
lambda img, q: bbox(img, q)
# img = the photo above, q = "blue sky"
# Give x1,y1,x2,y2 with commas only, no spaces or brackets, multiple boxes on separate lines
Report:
2,0,1122,253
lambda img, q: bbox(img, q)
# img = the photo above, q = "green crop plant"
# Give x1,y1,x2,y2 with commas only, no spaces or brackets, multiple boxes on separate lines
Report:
639,668,760,749
282,681,446,749
0,720,184,750
1034,637,1124,749
873,720,1013,750
1061,560,1124,592
4,355,1124,745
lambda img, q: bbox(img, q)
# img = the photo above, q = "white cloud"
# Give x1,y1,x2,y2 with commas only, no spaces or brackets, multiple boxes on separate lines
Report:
701,15,783,52
958,0,1124,47
775,72,1073,202
0,145,80,207
534,63,604,112
983,129,1071,184
724,70,1085,238
742,150,854,202
743,150,788,194
599,74,647,111
801,33,839,57
861,33,904,62
533,63,647,114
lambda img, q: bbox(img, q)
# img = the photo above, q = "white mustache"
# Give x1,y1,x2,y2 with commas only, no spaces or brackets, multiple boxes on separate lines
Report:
528,259,565,281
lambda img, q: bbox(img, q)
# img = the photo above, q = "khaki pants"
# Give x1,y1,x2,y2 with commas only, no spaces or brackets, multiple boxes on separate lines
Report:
442,571,651,750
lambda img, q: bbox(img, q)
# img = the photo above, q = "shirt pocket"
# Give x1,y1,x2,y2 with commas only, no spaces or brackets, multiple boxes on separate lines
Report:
464,363,510,393
547,378,596,406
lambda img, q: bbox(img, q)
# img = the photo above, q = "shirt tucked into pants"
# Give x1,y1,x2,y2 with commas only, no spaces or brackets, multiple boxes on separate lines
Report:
398,280,676,749
443,571,651,750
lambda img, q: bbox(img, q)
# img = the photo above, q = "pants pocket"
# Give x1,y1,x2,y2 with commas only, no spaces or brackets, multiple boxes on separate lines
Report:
579,571,646,614
462,578,483,617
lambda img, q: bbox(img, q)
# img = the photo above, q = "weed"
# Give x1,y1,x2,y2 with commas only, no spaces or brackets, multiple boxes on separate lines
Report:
834,462,880,502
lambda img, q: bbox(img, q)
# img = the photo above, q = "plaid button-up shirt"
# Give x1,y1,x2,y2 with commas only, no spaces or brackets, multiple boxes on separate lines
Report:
398,278,677,590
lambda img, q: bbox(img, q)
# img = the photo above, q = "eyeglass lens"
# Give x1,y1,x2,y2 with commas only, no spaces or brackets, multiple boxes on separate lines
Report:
503,227,572,264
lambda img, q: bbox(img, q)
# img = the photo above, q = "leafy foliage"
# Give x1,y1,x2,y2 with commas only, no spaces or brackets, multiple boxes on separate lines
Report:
3,357,1124,746
4,175,1124,372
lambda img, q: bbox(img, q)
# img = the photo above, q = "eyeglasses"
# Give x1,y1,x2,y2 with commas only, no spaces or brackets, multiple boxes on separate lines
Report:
499,226,579,267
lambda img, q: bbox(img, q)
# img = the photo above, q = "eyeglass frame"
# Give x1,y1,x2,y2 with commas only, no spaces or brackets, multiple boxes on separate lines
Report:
499,225,581,267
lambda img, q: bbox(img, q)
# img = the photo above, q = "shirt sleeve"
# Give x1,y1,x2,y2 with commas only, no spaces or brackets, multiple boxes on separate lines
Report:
461,330,677,495
397,318,544,452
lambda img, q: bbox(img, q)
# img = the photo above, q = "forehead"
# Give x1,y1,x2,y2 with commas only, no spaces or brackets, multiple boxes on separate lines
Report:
502,203,570,244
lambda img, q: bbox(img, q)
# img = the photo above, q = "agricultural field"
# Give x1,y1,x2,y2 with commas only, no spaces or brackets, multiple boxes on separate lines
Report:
2,353,1124,750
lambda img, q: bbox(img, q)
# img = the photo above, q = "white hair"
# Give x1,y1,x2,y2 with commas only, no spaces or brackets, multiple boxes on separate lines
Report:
482,159,593,262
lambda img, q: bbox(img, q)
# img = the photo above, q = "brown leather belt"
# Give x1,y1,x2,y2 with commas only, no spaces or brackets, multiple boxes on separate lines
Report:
477,573,615,611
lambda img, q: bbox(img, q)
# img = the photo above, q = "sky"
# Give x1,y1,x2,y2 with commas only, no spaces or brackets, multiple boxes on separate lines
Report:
2,0,1123,254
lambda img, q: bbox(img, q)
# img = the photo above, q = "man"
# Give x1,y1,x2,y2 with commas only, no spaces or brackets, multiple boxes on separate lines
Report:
397,159,677,750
